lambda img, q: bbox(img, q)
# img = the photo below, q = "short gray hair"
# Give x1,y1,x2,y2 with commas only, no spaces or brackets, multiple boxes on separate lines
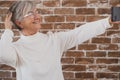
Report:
8,1,35,30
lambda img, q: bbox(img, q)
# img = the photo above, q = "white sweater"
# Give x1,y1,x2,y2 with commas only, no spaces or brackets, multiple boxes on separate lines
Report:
0,18,111,80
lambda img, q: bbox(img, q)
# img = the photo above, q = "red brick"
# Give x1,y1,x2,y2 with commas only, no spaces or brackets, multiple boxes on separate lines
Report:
75,58,94,64
86,16,106,22
86,51,106,57
63,72,74,79
108,51,120,57
97,73,118,78
0,64,14,70
87,65,107,72
54,8,74,14
61,58,74,64
66,15,85,22
106,30,120,36
110,0,120,6
89,0,98,3
78,44,97,50
44,16,65,22
62,0,87,7
13,37,20,42
0,71,11,77
62,65,86,71
43,1,60,7
13,30,20,36
75,72,94,78
54,23,75,29
108,24,120,30
0,23,4,29
76,8,95,15
0,1,14,7
99,44,118,50
65,51,84,58
2,78,16,80
112,38,120,43
38,8,54,14
108,65,120,72
92,37,111,43
12,72,16,77
0,9,8,15
98,8,110,14
41,23,53,29
96,58,118,64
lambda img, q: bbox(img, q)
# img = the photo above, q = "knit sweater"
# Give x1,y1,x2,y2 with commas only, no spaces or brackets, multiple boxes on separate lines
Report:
0,18,111,80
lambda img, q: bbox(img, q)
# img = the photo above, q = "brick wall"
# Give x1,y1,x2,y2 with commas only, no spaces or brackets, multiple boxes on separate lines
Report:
0,0,120,80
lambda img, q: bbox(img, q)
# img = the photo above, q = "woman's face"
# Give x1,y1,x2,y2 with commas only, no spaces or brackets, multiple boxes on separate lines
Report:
19,8,41,32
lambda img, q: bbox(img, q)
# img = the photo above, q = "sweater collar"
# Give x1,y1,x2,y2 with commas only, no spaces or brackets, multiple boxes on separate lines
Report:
20,32,40,42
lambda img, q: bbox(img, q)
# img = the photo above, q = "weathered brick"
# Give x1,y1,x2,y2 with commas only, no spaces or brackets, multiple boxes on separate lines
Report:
54,23,75,29
110,0,120,6
54,8,74,15
0,1,14,7
66,15,85,22
75,72,94,78
41,23,53,29
44,16,65,22
62,0,87,7
108,51,120,57
76,8,95,15
78,44,97,50
12,72,16,77
0,9,8,15
65,51,84,58
75,58,94,64
98,8,110,14
97,73,118,78
86,51,106,57
62,65,86,71
43,1,60,7
13,30,20,36
98,44,118,50
86,16,106,22
61,58,74,64
38,8,54,14
2,78,16,80
106,30,120,36
112,38,120,43
108,65,120,72
87,65,107,72
0,71,11,78
0,23,4,29
0,64,14,70
96,58,118,64
92,37,111,43
63,72,74,79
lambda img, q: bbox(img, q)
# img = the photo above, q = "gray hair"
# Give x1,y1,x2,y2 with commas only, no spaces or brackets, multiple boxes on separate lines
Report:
8,1,35,30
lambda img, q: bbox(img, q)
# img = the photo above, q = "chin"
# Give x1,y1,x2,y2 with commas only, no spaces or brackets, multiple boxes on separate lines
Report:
36,25,41,30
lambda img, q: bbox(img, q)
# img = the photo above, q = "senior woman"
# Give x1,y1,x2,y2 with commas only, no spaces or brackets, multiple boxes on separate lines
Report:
0,1,119,80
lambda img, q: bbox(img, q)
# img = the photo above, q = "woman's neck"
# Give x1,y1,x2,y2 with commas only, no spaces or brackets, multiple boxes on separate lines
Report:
21,29,39,36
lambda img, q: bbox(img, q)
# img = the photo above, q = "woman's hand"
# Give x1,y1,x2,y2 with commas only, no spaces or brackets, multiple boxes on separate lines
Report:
4,12,12,29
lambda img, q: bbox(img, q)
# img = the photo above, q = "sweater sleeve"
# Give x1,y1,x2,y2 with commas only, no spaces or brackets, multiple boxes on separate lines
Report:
0,29,17,68
56,18,112,52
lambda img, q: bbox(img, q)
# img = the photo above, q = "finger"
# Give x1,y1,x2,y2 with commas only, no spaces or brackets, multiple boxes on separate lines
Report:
5,12,12,21
7,12,12,20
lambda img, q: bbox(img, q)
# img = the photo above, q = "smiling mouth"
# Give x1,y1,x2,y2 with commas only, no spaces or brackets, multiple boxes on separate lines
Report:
32,19,40,24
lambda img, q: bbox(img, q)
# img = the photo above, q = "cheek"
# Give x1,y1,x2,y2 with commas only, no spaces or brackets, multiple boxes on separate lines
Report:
21,19,33,29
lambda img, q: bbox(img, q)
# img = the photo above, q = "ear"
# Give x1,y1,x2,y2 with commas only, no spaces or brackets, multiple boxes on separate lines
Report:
15,20,23,29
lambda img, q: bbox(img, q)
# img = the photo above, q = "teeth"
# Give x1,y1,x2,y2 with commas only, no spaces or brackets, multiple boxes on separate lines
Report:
33,22,39,24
